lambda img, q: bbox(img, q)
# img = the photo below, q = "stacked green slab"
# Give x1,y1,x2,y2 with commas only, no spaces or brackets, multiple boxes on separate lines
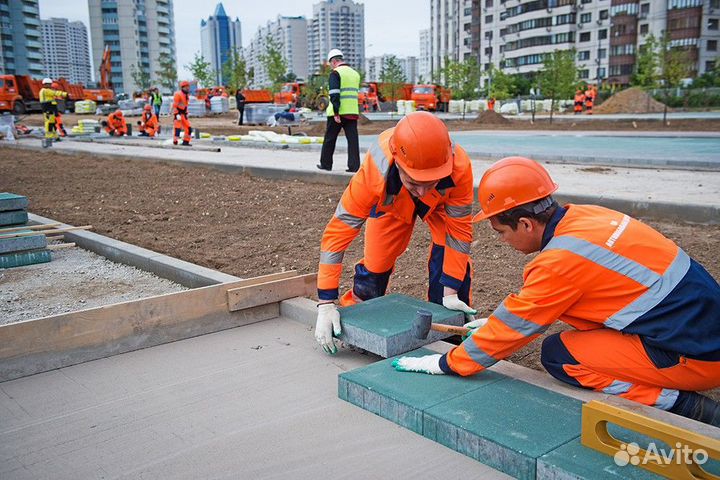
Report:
337,294,465,357
339,349,663,479
0,230,47,254
0,192,29,227
0,249,51,269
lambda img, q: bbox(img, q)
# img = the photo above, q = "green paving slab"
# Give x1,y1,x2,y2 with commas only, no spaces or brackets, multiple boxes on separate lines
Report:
0,193,28,212
339,348,506,433
422,378,583,479
337,293,465,357
0,231,47,254
0,249,51,269
0,210,28,227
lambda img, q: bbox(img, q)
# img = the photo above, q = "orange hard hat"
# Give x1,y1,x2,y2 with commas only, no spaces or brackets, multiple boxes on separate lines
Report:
180,81,190,88
144,104,152,111
473,156,558,222
115,109,123,115
388,111,453,182
51,82,60,89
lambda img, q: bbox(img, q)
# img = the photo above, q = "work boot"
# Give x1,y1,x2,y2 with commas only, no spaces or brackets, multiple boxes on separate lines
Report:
669,391,720,427
181,141,192,146
317,164,331,171
54,137,62,142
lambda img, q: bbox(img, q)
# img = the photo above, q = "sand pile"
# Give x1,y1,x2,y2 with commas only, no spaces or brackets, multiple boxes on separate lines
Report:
594,87,669,114
473,109,510,125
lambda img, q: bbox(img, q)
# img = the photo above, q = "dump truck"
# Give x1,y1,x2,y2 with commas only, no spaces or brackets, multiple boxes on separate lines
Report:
274,77,329,111
411,84,452,112
358,82,413,111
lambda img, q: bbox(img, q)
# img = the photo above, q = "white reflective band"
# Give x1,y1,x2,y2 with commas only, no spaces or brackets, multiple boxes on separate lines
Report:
334,202,365,229
493,302,547,337
463,338,498,368
446,204,472,218
445,234,471,255
320,251,344,264
368,142,390,177
654,388,679,410
328,89,341,94
606,214,630,248
602,380,633,395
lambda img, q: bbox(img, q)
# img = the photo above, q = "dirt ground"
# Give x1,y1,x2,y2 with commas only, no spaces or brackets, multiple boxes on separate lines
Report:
2,146,719,401
17,111,720,139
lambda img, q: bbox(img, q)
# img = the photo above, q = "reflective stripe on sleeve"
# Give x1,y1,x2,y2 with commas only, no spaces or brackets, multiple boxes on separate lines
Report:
328,89,341,94
445,233,471,255
492,302,548,337
320,251,344,264
602,380,633,395
334,202,366,229
368,142,390,177
463,339,498,368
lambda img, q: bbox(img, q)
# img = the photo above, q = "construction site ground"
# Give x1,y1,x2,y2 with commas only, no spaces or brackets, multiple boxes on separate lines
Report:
2,143,719,402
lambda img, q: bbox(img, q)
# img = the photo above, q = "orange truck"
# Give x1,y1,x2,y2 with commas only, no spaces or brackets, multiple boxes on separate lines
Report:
411,84,452,112
274,82,303,106
0,75,93,114
358,82,413,111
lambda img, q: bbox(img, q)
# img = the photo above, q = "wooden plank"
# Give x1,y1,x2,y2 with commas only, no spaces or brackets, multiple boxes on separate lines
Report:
0,225,92,239
227,273,317,312
46,243,75,250
229,270,299,289
0,273,316,382
0,222,61,233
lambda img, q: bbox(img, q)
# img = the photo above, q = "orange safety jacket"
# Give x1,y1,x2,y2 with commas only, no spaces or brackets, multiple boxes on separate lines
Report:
107,111,127,132
139,111,159,134
442,204,720,376
317,128,474,301
172,91,189,116
574,92,585,104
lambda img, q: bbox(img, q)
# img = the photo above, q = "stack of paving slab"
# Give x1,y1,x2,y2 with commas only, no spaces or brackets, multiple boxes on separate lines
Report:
71,118,100,135
336,294,700,479
0,193,51,269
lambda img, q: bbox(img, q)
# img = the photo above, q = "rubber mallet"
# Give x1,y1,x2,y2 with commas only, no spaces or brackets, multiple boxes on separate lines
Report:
411,309,471,340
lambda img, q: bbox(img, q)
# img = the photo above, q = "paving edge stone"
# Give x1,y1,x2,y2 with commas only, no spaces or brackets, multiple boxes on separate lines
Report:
28,213,241,288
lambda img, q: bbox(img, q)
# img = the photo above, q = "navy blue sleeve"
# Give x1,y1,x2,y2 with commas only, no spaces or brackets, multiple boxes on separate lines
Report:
329,70,341,114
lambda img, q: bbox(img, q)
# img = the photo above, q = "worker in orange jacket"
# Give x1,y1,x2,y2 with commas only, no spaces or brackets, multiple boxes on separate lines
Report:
172,80,192,146
584,85,596,115
102,109,128,136
315,111,476,354
487,97,496,112
573,89,585,114
393,157,720,426
51,82,67,137
137,104,159,137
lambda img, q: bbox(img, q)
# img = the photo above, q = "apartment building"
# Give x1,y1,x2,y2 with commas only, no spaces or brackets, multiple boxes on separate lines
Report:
0,0,44,77
89,0,177,93
245,15,308,87
42,18,92,85
365,55,418,83
419,28,432,81
429,0,473,80
307,0,365,74
200,3,241,86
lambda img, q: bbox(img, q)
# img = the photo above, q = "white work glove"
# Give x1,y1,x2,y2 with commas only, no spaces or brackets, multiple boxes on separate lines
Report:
443,294,477,321
462,317,489,340
175,114,182,121
392,354,444,375
315,303,342,355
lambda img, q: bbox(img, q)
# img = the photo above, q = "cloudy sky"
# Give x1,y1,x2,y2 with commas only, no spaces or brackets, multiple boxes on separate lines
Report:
37,0,429,80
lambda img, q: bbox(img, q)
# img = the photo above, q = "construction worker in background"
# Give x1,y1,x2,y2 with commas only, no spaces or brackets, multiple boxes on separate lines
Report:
574,88,585,114
487,97,496,112
585,85,596,115
393,156,720,427
317,48,360,173
50,82,67,137
235,88,245,126
172,81,192,146
315,111,476,354
101,109,128,136
39,78,67,142
137,104,159,137
150,87,163,118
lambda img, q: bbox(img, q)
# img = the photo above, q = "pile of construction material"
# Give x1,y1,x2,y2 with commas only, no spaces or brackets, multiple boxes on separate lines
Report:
396,100,417,114
71,119,101,135
74,100,97,114
0,193,89,269
188,97,207,117
210,96,230,114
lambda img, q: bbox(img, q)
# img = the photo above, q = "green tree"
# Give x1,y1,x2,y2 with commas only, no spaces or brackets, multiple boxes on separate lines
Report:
185,52,215,88
380,55,406,103
487,64,512,100
658,32,693,124
692,58,720,88
538,49,578,123
441,57,481,100
631,34,659,88
222,48,248,92
155,53,177,92
130,61,151,91
259,35,287,93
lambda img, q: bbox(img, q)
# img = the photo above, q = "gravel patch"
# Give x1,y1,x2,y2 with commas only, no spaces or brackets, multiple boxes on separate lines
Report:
0,245,188,324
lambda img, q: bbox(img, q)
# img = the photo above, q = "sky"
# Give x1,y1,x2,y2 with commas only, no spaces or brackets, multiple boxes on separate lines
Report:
37,0,430,81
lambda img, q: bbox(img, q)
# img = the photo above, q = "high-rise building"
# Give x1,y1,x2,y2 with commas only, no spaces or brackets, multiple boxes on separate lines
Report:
0,0,44,77
42,18,92,85
245,15,308,87
200,3,241,86
429,0,473,81
88,0,177,93
307,0,365,74
419,28,431,82
477,0,720,88
365,55,418,84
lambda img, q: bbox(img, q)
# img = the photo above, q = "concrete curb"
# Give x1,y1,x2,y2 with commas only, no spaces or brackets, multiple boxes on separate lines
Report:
29,213,241,288
9,143,719,224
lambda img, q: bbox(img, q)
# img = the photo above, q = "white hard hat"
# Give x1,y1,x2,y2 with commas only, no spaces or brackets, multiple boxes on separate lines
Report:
327,49,343,62
42,78,53,84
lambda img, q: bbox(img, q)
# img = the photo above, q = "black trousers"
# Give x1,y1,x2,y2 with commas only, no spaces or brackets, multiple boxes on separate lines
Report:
237,105,245,125
319,116,360,171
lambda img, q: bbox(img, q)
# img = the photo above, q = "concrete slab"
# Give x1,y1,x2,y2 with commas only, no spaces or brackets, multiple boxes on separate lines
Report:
337,293,465,357
339,348,506,433
0,232,46,254
0,249,50,269
0,193,28,212
0,317,510,479
0,211,28,227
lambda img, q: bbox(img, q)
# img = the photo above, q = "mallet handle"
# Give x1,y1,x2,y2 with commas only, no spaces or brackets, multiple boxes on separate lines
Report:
430,323,471,336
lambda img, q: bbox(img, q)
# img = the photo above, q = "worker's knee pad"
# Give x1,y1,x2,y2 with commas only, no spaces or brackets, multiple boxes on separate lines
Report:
352,263,392,301
540,333,583,388
427,244,471,306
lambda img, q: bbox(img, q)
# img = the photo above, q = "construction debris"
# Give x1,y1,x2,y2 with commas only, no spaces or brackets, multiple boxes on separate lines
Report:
594,87,669,114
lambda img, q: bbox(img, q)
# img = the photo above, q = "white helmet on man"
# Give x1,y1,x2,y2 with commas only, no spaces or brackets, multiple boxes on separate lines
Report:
327,49,343,63
42,78,53,85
